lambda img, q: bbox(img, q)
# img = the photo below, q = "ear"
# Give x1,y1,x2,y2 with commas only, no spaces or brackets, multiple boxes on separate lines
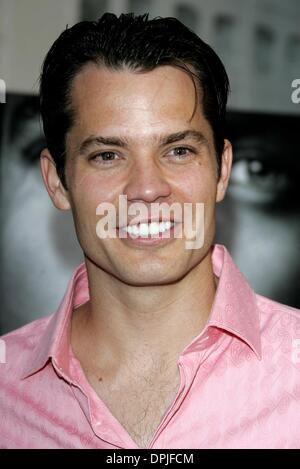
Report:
40,148,71,210
216,139,233,203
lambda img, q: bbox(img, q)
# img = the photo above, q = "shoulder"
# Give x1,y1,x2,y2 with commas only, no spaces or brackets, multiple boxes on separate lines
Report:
0,314,53,378
255,294,300,357
1,314,53,346
256,293,300,322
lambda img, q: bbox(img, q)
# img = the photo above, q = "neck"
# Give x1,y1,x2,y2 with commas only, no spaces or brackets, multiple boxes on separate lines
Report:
71,248,217,367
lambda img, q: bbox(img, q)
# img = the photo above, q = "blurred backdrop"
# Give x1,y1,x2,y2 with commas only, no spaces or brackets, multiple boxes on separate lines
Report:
0,0,299,333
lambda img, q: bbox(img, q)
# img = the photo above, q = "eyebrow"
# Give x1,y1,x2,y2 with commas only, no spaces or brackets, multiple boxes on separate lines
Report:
78,130,209,154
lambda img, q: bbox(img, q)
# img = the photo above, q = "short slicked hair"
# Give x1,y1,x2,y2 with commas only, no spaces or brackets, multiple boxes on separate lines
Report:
40,12,230,187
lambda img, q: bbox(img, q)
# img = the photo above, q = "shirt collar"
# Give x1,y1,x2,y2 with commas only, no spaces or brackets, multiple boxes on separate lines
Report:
21,263,89,379
206,244,261,359
21,244,261,379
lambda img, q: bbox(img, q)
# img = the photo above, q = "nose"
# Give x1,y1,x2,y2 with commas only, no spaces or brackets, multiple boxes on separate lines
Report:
123,156,172,203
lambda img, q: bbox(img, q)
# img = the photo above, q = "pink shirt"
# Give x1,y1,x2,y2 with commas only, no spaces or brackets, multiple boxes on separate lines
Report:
1,244,300,449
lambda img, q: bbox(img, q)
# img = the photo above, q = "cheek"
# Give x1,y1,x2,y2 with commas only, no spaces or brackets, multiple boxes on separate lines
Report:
175,168,217,240
70,168,122,211
175,167,217,204
68,170,127,244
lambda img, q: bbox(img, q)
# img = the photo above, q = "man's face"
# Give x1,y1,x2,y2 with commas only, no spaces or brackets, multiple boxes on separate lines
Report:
45,64,231,285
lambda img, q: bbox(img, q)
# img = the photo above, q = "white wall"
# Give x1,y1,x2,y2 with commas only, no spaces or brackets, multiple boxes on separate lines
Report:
1,0,299,113
0,0,80,94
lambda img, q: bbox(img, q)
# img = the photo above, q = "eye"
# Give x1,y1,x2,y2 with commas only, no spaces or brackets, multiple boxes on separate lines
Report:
231,159,288,188
89,151,119,164
167,146,196,160
229,159,290,204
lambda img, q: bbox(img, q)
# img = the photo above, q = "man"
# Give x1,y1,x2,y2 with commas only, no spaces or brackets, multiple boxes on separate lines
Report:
0,13,299,449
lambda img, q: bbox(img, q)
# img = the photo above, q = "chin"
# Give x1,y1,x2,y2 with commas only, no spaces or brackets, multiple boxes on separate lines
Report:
119,275,183,287
116,264,190,287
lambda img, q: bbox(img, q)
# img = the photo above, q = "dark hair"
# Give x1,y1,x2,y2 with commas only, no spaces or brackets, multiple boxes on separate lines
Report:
40,12,230,188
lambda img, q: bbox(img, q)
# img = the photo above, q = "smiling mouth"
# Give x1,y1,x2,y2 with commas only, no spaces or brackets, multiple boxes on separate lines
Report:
117,221,181,245
120,221,175,237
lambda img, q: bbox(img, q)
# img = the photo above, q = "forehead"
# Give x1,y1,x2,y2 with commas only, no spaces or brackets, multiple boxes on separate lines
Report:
67,64,211,145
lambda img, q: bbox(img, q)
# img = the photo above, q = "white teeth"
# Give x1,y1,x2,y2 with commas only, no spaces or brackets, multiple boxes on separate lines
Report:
132,225,140,236
140,223,149,236
123,221,173,236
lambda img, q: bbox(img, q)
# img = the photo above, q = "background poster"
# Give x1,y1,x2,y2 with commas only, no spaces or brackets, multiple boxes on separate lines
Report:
0,0,299,333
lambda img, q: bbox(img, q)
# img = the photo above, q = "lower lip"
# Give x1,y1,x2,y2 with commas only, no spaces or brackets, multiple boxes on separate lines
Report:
117,224,178,246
